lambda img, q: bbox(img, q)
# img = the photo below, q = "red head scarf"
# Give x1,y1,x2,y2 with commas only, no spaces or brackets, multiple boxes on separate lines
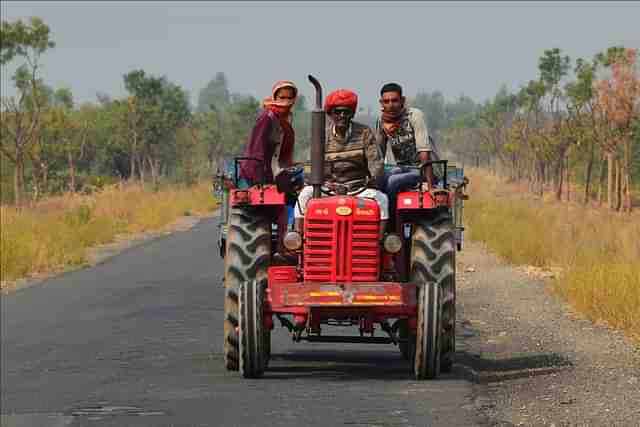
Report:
272,80,297,99
263,80,298,117
324,89,358,114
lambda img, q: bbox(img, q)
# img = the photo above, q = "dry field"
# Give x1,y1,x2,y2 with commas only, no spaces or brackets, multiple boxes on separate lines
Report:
464,170,640,341
1,183,217,285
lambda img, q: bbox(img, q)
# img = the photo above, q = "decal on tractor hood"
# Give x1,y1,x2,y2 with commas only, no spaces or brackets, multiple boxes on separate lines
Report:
336,206,352,216
355,208,375,216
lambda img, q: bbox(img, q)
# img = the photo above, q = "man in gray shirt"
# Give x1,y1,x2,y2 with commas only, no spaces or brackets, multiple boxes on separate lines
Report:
375,82,435,218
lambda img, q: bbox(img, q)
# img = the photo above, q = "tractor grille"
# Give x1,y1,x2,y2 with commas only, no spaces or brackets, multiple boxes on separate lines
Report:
350,219,379,281
304,218,379,282
304,219,333,281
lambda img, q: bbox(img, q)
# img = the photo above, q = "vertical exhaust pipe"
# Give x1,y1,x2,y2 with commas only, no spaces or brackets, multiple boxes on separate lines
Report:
308,75,325,199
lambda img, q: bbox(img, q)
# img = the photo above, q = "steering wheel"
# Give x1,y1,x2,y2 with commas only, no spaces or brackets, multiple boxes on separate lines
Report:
320,179,371,197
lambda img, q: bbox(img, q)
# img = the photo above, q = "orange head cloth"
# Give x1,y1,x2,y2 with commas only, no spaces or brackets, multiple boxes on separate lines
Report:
271,80,297,99
262,80,298,116
324,89,358,113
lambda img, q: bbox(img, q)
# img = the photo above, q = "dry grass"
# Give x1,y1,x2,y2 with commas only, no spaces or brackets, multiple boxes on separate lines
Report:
1,182,217,283
465,169,640,340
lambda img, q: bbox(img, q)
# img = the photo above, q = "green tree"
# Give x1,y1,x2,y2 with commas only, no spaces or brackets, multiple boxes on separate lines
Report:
565,57,600,203
123,69,191,187
0,16,55,205
410,90,448,133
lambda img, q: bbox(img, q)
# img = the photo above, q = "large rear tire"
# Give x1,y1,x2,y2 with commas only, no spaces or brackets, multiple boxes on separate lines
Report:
410,210,456,378
223,208,271,371
239,279,266,378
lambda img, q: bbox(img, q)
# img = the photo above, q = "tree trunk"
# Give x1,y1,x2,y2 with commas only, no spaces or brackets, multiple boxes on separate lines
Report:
566,152,571,202
14,154,24,207
153,159,159,188
42,161,48,191
138,156,146,184
31,166,40,202
146,155,159,189
130,152,137,182
584,140,595,205
607,152,615,209
597,157,606,206
185,150,194,187
535,160,543,197
626,172,633,213
555,155,564,201
68,151,76,193
624,139,632,213
615,160,622,211
130,130,137,182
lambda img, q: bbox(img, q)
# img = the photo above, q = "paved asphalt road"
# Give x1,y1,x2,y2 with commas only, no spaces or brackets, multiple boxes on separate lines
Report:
1,217,485,427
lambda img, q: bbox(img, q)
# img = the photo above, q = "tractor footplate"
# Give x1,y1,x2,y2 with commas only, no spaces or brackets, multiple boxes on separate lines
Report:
301,336,393,344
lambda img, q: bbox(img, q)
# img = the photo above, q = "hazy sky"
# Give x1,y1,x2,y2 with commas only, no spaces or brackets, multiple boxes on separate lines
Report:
2,1,639,110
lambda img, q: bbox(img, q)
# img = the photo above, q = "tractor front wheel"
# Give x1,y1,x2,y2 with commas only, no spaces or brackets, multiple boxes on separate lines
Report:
239,279,266,378
413,282,442,379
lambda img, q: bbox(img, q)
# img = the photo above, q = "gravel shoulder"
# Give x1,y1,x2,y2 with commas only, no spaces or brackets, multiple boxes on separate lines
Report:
457,240,640,427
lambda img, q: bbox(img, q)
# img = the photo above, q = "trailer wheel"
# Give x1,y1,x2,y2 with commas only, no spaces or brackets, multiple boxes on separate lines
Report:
223,208,271,371
410,211,456,378
239,279,266,378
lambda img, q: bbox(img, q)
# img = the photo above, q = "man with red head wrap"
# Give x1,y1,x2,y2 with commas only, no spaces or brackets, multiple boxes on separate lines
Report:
238,80,298,263
294,89,388,236
323,89,358,114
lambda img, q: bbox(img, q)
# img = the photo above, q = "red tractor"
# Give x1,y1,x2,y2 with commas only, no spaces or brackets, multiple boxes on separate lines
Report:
222,76,467,379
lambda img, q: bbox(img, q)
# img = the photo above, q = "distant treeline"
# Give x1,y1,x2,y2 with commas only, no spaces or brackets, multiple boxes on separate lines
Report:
5,18,635,211
444,47,639,212
0,17,477,205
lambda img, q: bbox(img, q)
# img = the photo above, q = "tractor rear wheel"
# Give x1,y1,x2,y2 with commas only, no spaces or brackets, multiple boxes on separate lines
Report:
223,207,271,371
239,279,266,378
410,210,456,378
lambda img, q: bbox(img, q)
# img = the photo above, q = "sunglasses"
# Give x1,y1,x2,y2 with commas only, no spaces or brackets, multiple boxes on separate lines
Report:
331,107,354,116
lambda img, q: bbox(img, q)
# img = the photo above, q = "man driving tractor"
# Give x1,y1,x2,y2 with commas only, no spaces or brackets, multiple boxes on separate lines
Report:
293,89,388,237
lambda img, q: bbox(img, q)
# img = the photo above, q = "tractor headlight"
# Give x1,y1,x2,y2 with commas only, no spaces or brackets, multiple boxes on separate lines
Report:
383,233,402,254
283,231,303,251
